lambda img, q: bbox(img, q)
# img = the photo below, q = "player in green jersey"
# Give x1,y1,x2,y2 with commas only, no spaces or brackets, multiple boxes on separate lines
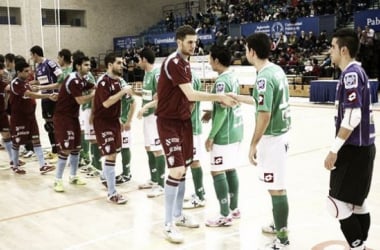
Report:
205,45,243,227
134,48,166,198
232,33,291,248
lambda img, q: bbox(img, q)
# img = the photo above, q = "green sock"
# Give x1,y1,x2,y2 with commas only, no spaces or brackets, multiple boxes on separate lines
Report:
90,143,102,171
225,169,239,210
155,155,166,187
191,167,205,200
213,173,229,217
121,148,131,176
271,195,289,243
147,151,158,183
80,133,90,162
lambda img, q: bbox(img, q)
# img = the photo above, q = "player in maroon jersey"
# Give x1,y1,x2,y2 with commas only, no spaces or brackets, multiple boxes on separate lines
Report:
93,53,132,204
52,54,94,192
9,61,57,174
155,25,237,243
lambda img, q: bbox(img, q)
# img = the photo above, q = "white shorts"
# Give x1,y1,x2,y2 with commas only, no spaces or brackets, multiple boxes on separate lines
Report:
193,134,203,161
257,132,289,190
143,114,162,151
210,142,242,172
121,130,131,148
79,108,86,131
82,109,96,141
326,196,369,220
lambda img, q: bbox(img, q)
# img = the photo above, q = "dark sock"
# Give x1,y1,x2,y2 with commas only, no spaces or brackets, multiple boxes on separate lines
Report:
155,155,166,187
147,151,158,183
213,173,229,217
225,169,239,210
339,214,364,248
121,148,131,176
271,195,289,243
191,166,205,200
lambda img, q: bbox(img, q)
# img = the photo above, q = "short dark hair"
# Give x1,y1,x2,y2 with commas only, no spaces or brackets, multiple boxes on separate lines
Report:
138,48,155,64
209,45,231,67
73,55,89,72
245,33,271,59
104,52,121,66
332,28,359,58
175,25,196,41
58,49,72,64
30,45,44,57
5,53,15,63
15,61,29,73
0,63,5,70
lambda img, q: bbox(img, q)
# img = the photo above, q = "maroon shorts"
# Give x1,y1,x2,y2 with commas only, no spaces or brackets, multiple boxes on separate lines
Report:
0,112,10,132
93,118,121,156
53,115,81,151
156,117,193,168
10,115,40,145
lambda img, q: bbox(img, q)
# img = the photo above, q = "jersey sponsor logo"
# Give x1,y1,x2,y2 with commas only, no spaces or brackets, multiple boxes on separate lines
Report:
263,173,274,183
214,156,223,165
165,137,179,146
346,90,357,102
257,78,266,92
216,82,225,93
344,72,358,89
258,94,264,105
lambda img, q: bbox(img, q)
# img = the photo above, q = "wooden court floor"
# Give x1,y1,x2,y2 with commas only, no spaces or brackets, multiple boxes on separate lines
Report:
0,98,379,250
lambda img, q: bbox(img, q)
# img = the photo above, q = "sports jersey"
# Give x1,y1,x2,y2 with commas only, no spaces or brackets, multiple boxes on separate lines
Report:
253,62,291,136
57,66,73,84
156,51,193,120
35,59,62,94
93,73,122,120
54,72,94,118
335,61,375,146
120,79,134,124
142,67,160,117
209,70,243,145
81,72,96,111
191,73,202,135
9,77,36,117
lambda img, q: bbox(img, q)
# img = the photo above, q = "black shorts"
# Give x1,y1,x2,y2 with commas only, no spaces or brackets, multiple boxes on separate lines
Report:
42,99,56,120
329,144,376,205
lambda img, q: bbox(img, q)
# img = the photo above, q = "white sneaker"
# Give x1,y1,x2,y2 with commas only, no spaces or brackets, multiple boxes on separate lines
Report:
23,150,34,158
147,185,164,198
138,180,156,189
205,214,233,227
174,214,200,228
262,222,277,234
183,195,205,209
163,223,184,244
263,238,289,249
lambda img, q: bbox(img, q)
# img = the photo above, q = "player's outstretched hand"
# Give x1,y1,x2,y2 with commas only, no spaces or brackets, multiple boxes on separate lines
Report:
220,94,238,107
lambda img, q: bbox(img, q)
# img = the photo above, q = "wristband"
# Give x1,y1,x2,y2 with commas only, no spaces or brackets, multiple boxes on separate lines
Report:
330,137,345,154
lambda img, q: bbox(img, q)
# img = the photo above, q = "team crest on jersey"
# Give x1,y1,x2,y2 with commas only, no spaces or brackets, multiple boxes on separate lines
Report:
214,156,223,165
15,137,20,143
105,145,110,153
258,94,264,105
344,72,358,89
155,138,161,145
64,141,69,148
263,173,274,183
346,90,357,102
216,82,225,93
167,156,175,166
173,58,179,64
100,81,105,86
257,78,266,92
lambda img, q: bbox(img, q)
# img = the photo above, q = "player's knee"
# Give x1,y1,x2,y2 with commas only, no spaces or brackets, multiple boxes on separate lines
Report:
326,196,353,220
169,166,185,179
44,121,54,133
353,200,369,214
